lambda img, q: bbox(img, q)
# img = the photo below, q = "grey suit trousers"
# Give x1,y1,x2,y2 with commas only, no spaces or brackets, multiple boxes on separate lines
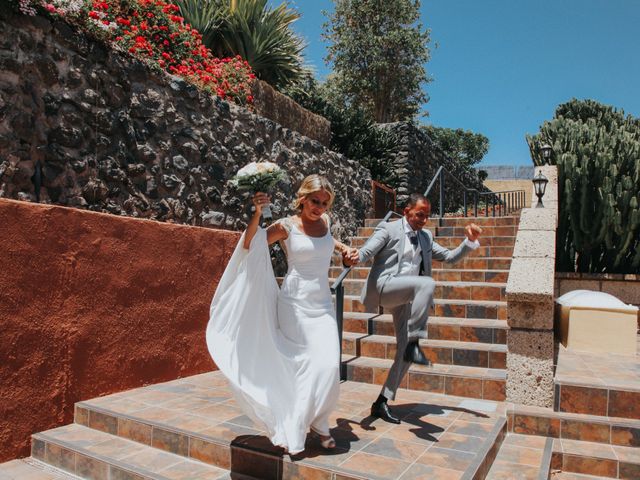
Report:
378,275,436,401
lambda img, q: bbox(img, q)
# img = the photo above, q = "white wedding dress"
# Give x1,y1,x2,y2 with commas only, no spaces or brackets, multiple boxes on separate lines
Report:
206,218,340,454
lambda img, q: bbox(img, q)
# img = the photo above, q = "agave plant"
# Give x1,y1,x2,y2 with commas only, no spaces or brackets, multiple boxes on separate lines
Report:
174,0,228,46
178,0,306,90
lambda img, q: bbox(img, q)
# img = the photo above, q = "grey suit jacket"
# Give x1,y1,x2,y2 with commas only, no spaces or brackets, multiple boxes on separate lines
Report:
358,218,474,311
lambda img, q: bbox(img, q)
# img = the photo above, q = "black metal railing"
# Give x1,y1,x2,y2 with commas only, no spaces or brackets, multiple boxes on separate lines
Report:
330,169,526,380
425,166,526,225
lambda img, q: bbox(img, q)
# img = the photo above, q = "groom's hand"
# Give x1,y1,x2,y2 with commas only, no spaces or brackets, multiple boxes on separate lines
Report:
464,223,482,242
342,248,360,267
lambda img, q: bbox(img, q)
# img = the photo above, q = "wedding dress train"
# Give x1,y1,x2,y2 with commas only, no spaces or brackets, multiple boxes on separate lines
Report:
206,222,340,454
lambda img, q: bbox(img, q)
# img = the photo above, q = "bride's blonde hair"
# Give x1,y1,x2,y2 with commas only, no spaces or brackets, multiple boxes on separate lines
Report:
294,174,335,212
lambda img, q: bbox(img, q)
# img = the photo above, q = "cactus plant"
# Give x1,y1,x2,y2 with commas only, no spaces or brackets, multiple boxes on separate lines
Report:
526,99,640,273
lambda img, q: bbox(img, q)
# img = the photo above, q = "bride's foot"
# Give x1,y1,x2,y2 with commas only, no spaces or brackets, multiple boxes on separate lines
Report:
311,428,336,449
319,434,336,449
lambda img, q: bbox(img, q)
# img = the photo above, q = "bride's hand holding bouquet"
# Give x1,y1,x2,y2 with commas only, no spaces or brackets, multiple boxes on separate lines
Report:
229,161,286,220
251,192,271,217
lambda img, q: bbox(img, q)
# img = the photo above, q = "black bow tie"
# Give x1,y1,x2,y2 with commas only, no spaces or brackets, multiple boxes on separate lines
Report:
409,233,418,247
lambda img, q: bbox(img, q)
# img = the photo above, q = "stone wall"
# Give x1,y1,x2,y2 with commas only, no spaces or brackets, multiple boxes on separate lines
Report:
0,198,238,462
251,79,331,147
380,122,488,210
0,12,370,241
505,166,558,408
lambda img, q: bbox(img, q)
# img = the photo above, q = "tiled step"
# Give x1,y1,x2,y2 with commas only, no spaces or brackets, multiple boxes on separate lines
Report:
363,216,521,228
349,235,516,248
554,345,640,421
31,423,233,480
329,266,510,283
342,312,508,344
432,257,513,270
550,472,613,479
331,255,513,270
507,403,640,449
340,294,507,319
358,225,519,238
342,354,507,401
551,438,640,479
0,458,81,479
347,237,514,257
332,278,507,300
342,332,507,369
486,433,553,480
64,372,512,480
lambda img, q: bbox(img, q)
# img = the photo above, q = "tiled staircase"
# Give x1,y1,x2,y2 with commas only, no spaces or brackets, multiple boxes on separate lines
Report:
334,215,520,404
4,213,640,479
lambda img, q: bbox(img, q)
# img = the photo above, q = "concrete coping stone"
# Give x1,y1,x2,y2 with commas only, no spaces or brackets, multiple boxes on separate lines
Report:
518,208,558,231
506,257,555,302
513,230,556,260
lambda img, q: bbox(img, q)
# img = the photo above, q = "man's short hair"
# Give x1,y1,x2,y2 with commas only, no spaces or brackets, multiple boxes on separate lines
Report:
404,193,429,209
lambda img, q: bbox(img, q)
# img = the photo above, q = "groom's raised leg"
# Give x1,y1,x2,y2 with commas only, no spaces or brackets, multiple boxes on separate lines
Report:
379,276,435,366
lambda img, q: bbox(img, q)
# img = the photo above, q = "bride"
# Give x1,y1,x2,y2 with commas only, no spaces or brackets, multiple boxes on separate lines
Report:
206,174,358,454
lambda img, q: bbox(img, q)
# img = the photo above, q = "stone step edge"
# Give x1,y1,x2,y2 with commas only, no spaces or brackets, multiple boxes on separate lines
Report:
507,404,640,447
340,294,507,307
328,279,508,288
5,458,83,479
330,267,511,273
33,426,217,480
342,331,507,352
72,402,365,480
550,438,640,477
342,355,506,381
343,312,508,327
463,417,508,480
554,377,640,395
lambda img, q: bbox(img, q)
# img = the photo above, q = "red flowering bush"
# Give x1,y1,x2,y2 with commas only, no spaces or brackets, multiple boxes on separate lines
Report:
13,0,256,105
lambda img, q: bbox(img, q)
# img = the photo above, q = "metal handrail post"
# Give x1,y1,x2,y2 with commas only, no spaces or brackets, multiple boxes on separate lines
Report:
335,283,345,381
485,195,489,217
439,169,445,226
492,195,496,217
474,191,478,217
463,190,467,217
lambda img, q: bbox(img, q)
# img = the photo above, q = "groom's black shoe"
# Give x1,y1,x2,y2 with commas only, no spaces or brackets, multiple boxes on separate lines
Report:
403,341,431,366
371,400,401,424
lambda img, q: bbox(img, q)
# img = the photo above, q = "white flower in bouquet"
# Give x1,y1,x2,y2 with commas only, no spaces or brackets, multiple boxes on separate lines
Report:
229,161,287,219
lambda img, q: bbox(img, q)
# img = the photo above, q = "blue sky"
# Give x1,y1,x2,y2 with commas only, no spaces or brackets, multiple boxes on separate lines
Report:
283,0,640,166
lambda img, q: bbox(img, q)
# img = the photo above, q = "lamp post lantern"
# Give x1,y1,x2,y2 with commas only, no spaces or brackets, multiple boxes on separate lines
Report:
532,170,548,208
540,143,553,165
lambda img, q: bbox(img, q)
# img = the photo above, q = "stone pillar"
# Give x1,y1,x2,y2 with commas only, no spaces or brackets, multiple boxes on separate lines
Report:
506,166,558,407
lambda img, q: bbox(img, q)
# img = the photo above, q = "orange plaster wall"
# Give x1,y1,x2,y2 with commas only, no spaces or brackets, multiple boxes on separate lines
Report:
0,199,240,461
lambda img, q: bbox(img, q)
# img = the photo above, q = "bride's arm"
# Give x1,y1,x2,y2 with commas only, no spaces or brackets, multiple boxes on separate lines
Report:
243,192,288,249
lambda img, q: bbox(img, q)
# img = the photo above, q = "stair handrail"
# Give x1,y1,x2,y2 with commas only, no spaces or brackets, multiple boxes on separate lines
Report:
424,166,526,223
331,166,526,380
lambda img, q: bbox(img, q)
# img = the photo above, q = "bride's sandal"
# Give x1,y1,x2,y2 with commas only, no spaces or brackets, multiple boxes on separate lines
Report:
311,428,336,449
319,435,336,449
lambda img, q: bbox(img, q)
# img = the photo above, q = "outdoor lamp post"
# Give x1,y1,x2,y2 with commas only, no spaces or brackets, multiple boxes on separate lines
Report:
532,170,549,208
540,143,553,165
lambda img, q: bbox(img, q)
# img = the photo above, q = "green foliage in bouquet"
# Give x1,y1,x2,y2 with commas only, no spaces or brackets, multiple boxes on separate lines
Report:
527,98,640,273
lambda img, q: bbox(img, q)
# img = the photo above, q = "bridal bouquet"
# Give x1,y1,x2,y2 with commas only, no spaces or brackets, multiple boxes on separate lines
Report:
229,161,287,219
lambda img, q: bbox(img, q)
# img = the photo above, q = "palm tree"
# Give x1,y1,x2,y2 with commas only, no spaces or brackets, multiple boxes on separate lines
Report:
177,0,306,90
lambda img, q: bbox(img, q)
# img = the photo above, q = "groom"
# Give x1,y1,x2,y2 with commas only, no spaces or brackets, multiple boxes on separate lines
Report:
350,194,482,423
